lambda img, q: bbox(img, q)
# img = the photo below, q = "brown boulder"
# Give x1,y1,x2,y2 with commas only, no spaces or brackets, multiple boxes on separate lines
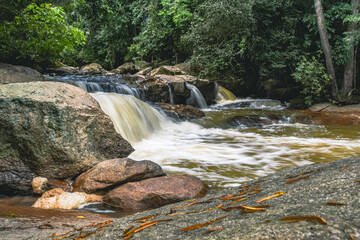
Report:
72,158,166,193
103,175,208,211
80,63,107,75
0,82,134,195
149,66,185,76
111,62,137,74
0,63,45,84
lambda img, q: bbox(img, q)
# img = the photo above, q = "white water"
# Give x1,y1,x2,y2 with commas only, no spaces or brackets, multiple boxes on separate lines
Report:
89,92,360,189
91,93,167,144
185,82,208,108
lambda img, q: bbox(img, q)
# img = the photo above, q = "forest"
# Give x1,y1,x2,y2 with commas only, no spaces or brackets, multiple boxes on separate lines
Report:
1,0,359,106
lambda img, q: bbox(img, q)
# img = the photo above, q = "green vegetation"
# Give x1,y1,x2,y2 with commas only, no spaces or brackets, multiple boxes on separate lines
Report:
0,0,359,104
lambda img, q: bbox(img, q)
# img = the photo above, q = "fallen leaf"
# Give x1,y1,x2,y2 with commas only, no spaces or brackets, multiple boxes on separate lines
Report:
256,192,285,203
123,233,134,240
327,202,345,206
76,216,85,219
355,179,360,183
181,216,228,231
228,197,247,205
350,234,355,240
123,219,172,237
339,165,351,171
134,215,157,223
221,205,266,212
123,226,134,235
285,171,312,179
281,215,327,225
286,176,310,184
264,219,272,222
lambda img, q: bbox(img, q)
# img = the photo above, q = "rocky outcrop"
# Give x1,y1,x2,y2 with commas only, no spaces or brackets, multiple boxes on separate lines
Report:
72,158,166,193
111,62,137,74
291,103,360,126
155,103,205,121
32,188,102,209
80,63,108,75
103,175,208,211
46,64,81,75
0,82,134,195
149,66,185,76
0,63,45,84
124,74,216,105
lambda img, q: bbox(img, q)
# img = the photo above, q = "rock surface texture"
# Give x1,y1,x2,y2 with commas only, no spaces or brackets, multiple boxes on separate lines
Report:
32,188,102,209
72,158,166,193
0,82,134,195
0,63,45,84
103,175,208,211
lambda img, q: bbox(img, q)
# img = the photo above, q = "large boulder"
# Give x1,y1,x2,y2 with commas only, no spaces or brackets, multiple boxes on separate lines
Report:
0,82,134,195
80,63,108,75
103,175,208,211
149,66,185,76
72,158,166,193
111,62,137,74
0,63,45,84
32,188,102,209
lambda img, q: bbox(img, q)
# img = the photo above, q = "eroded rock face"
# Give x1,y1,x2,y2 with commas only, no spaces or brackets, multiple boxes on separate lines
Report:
32,188,102,209
0,82,134,195
103,175,208,211
155,103,205,121
72,158,166,193
0,63,45,84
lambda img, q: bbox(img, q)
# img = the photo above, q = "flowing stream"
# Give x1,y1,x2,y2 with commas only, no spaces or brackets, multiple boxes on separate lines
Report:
44,75,360,189
86,81,360,189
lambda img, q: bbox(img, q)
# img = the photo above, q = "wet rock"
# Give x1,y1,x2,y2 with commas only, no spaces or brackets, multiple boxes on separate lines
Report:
155,103,205,121
226,115,276,128
291,110,360,126
80,63,107,75
103,175,208,211
215,99,283,109
149,65,185,76
72,158,166,193
0,82,134,195
0,63,45,84
32,188,102,209
46,64,81,75
136,67,152,75
111,62,137,74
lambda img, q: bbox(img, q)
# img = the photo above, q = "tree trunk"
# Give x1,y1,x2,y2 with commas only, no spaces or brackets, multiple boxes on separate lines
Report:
342,0,359,97
314,0,338,98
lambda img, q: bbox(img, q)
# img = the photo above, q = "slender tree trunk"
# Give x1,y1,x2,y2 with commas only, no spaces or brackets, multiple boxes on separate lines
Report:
314,0,338,98
343,0,359,97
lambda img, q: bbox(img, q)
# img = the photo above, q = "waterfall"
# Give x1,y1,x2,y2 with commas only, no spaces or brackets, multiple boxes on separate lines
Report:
215,86,236,103
168,85,175,104
45,74,144,100
185,82,207,109
91,92,167,144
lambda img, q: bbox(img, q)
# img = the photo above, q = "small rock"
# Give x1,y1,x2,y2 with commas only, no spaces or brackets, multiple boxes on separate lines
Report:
32,188,102,209
32,177,48,194
103,175,208,211
72,158,166,193
149,66,185,76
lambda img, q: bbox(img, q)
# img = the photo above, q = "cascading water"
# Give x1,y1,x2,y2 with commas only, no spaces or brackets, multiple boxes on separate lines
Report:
168,85,175,104
45,74,144,100
215,85,237,103
91,92,167,144
185,82,208,109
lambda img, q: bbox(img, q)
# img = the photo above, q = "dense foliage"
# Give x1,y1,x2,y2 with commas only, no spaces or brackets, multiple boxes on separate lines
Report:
1,0,359,103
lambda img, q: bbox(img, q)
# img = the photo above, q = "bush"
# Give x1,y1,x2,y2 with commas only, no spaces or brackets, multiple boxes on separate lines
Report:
292,55,331,106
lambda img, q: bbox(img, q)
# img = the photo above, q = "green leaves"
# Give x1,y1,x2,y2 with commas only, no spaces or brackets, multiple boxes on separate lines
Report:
0,2,85,66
